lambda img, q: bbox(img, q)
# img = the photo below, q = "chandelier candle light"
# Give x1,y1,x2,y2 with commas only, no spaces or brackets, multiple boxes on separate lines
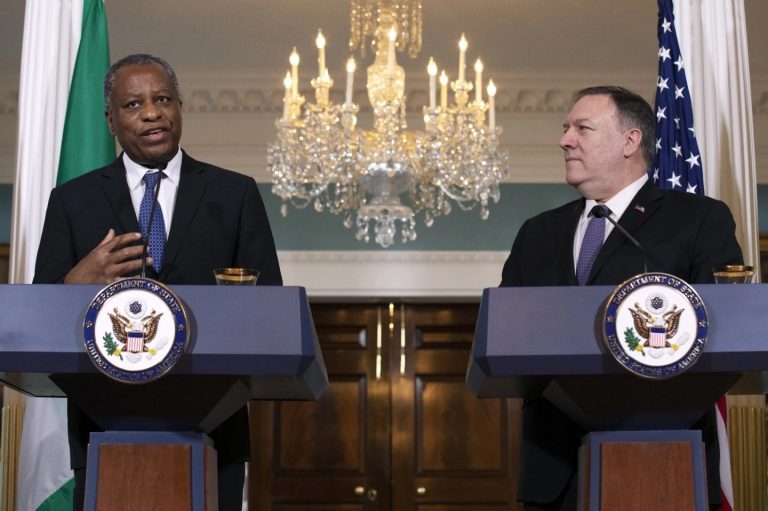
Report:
268,2,509,247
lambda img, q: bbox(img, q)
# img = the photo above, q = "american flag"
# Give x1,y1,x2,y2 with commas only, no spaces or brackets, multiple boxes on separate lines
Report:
652,3,733,509
648,326,666,349
651,0,703,194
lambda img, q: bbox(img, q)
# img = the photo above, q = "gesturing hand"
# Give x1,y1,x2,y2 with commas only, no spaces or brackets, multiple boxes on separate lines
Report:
64,229,149,284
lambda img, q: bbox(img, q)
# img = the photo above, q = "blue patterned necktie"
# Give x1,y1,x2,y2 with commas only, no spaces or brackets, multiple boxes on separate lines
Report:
138,171,166,273
576,205,610,285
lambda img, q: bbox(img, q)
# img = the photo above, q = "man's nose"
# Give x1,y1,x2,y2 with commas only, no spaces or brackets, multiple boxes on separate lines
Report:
142,102,160,121
559,129,573,150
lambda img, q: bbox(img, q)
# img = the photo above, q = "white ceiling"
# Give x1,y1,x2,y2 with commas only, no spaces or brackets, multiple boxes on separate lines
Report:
1,1,766,86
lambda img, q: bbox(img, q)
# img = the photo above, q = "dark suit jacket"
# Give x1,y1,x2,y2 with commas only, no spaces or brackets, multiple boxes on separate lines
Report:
500,179,743,507
34,151,282,286
502,179,742,287
33,151,283,468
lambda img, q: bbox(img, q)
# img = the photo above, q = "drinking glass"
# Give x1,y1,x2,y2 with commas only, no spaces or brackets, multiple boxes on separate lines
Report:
712,265,754,284
213,268,260,286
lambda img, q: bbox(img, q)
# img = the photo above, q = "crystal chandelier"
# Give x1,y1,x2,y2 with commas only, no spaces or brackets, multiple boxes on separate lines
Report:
267,0,509,247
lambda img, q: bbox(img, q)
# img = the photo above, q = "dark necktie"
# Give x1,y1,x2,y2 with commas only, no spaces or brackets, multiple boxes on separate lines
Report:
576,205,610,285
138,171,166,273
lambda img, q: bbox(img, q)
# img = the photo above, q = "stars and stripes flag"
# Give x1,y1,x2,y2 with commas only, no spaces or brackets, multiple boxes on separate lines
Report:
651,0,702,194
648,326,666,349
651,2,732,510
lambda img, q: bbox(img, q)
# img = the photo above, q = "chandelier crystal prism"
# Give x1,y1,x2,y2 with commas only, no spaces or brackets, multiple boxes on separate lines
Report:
267,0,509,247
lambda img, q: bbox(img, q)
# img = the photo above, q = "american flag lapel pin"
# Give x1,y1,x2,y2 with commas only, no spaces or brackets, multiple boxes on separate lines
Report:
634,204,646,213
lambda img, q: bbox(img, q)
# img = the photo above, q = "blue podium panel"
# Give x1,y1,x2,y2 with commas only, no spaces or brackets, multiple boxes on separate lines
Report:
0,285,328,431
467,285,767,429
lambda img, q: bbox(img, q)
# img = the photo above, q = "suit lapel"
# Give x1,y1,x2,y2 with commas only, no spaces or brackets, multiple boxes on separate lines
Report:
588,180,662,283
557,200,583,285
161,153,207,277
99,158,141,233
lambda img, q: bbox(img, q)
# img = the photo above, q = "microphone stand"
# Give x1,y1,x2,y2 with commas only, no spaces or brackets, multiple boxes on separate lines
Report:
592,205,648,274
140,161,168,278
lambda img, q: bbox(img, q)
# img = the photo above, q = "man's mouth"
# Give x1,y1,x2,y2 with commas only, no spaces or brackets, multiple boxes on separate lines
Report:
141,127,167,141
564,154,581,162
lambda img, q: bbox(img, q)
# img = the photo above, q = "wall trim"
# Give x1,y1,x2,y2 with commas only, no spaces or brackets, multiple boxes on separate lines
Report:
2,73,766,116
278,250,507,298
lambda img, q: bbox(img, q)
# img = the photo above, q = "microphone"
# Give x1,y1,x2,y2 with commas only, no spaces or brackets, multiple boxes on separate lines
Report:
591,205,648,274
140,160,168,278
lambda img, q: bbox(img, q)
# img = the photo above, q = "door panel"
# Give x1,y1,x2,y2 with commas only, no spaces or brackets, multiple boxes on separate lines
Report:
250,305,389,510
415,506,516,511
274,506,367,511
417,378,505,472
391,304,522,509
277,378,365,472
250,302,521,510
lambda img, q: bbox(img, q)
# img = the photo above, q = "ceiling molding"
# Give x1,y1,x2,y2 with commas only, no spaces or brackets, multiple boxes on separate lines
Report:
1,71,767,116
1,72,766,185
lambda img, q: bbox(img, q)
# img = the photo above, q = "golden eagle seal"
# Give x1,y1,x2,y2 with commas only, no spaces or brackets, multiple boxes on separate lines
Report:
628,302,684,348
108,308,163,354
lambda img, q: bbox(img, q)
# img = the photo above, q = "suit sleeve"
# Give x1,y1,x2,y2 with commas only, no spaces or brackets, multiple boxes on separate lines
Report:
234,178,283,285
689,199,743,284
33,188,77,284
500,219,530,287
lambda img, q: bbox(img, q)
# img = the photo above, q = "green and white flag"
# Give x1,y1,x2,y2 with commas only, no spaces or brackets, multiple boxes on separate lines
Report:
57,0,113,186
11,0,112,509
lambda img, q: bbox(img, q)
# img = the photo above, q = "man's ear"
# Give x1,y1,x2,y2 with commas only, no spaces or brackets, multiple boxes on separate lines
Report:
623,128,643,158
105,110,116,136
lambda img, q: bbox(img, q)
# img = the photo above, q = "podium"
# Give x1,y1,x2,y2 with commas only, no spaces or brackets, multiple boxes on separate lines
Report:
0,284,328,510
467,285,767,510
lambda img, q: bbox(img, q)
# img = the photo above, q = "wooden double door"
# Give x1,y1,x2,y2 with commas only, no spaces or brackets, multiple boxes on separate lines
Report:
249,302,523,510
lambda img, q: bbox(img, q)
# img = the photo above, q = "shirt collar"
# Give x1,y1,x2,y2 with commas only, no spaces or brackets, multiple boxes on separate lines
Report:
124,148,182,192
582,174,649,221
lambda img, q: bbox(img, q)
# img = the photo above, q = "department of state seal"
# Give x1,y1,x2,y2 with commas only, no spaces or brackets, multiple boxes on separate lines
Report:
83,277,189,383
603,272,708,379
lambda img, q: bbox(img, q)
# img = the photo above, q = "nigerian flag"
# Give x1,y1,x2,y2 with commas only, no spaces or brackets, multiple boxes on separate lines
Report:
57,0,114,186
11,0,112,509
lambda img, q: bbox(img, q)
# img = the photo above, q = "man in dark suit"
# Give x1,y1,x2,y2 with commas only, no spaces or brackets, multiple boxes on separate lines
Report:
34,54,281,510
501,86,742,510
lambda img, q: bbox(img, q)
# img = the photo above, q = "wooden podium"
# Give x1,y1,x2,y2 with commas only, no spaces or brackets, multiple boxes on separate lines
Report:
467,285,768,510
0,284,328,510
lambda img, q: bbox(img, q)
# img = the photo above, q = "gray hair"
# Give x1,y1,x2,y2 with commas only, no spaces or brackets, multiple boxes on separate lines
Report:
575,86,656,168
103,54,181,112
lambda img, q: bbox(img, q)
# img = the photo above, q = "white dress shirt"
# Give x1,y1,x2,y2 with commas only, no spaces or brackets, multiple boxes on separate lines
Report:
124,148,182,237
573,174,648,272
